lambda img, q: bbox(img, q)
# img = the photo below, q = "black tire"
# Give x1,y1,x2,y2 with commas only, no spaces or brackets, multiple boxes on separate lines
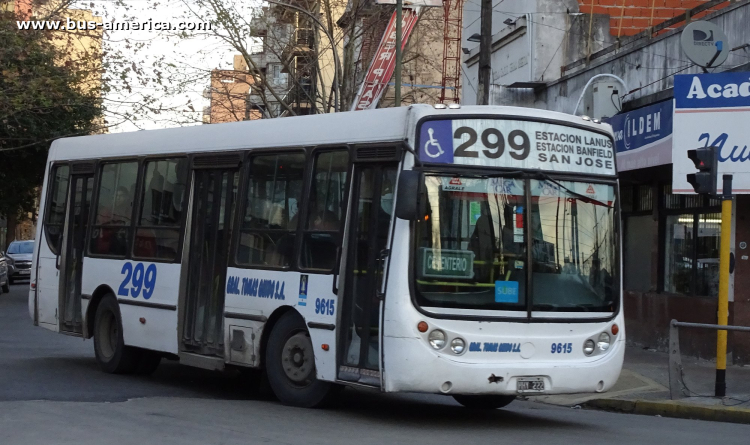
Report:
1,282,8,293
453,394,515,410
135,349,162,375
93,295,140,374
265,311,335,407
8,277,14,285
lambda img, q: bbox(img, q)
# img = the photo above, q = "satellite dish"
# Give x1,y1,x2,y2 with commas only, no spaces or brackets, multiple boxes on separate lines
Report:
680,21,730,68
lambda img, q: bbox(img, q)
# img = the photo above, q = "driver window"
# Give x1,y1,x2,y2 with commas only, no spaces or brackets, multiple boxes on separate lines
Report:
90,161,139,256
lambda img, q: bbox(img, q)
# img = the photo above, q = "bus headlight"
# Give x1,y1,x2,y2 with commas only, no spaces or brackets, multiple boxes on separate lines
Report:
450,338,465,354
583,339,596,355
428,330,446,349
597,332,611,351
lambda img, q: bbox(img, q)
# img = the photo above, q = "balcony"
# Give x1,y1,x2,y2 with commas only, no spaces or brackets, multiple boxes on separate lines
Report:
249,52,281,69
282,28,315,60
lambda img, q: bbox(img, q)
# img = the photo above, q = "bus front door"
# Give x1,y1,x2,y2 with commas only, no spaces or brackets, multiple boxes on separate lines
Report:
339,163,398,386
59,171,94,335
181,165,238,358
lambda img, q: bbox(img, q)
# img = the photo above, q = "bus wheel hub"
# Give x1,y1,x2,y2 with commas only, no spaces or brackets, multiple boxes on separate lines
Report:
282,333,313,383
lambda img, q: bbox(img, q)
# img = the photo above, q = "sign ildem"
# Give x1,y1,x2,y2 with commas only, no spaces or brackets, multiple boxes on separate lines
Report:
606,100,673,172
672,71,750,194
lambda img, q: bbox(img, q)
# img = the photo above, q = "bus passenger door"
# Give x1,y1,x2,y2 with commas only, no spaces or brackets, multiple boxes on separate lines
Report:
59,169,94,335
181,160,239,358
338,163,398,385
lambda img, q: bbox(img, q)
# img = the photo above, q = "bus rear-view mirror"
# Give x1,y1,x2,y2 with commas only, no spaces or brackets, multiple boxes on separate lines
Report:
395,170,419,221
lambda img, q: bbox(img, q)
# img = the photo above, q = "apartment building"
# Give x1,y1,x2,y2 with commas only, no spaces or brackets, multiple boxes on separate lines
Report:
203,55,260,124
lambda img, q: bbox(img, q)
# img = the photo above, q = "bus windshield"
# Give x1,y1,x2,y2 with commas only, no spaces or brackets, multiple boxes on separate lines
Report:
415,175,617,314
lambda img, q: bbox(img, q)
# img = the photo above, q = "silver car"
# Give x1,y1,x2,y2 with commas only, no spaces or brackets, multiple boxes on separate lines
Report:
3,240,34,284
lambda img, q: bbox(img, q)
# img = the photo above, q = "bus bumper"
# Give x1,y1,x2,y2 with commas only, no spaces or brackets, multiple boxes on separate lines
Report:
383,335,625,396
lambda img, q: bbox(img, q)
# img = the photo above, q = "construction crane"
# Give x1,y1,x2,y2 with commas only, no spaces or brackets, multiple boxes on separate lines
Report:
439,0,464,104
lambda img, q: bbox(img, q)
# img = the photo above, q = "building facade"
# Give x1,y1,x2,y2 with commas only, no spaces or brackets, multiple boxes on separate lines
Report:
248,1,338,117
203,56,259,124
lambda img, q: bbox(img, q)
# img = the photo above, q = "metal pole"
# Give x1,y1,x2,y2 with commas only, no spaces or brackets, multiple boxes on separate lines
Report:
716,174,732,397
395,2,403,106
477,0,491,105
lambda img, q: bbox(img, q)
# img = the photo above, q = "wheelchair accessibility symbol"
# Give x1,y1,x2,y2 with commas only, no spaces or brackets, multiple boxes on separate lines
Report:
424,127,445,158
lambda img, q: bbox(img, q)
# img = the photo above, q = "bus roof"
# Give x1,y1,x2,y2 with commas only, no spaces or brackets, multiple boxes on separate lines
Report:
48,105,612,162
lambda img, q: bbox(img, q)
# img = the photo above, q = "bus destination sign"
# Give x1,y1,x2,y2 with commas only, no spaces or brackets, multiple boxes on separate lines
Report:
420,248,475,280
418,119,616,176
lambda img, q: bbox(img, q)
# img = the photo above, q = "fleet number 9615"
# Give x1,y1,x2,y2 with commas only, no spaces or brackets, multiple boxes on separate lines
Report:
551,342,573,354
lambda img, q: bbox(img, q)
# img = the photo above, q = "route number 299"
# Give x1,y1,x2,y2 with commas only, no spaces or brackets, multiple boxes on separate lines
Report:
453,127,530,161
118,262,157,300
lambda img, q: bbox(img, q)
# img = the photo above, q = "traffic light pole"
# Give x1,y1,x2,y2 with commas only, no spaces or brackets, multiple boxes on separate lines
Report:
716,174,733,397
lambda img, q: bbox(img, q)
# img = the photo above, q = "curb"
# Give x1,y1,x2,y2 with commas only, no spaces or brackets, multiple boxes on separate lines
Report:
585,398,750,425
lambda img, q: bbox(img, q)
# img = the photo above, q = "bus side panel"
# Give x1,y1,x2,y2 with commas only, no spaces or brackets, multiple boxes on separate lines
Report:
32,160,57,330
36,228,61,330
224,268,337,381
81,257,180,354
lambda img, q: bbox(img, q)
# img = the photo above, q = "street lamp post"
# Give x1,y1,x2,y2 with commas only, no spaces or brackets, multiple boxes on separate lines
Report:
263,0,342,112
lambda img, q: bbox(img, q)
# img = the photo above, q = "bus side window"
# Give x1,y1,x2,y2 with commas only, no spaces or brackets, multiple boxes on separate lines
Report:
300,150,349,271
237,152,306,268
89,162,139,257
43,164,71,255
133,158,188,261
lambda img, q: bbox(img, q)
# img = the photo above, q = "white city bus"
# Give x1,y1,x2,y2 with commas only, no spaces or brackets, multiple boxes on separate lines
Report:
30,105,623,408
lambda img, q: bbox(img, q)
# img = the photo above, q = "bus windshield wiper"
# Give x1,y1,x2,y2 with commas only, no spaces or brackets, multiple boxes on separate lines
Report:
478,170,525,179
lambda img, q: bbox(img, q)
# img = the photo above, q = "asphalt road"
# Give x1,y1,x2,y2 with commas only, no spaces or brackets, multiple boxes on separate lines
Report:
2,283,749,444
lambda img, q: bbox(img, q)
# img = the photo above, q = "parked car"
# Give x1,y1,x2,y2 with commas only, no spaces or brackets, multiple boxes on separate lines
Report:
3,240,34,284
0,257,8,293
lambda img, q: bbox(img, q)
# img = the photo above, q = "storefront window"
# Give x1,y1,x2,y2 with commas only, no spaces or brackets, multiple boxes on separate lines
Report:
664,214,695,295
663,212,720,297
696,213,721,297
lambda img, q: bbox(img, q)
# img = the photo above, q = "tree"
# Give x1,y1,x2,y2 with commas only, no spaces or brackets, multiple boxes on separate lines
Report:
0,10,101,247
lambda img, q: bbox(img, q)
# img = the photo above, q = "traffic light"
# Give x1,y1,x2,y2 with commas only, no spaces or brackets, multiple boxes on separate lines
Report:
686,146,718,195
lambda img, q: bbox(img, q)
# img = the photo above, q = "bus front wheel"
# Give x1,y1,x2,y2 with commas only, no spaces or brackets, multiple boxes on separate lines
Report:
265,311,336,408
93,295,140,374
452,394,515,410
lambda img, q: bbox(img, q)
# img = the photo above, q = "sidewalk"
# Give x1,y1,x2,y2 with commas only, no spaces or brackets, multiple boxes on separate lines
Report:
529,345,750,424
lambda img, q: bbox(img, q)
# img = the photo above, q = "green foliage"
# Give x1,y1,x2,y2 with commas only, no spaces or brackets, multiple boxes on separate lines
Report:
0,14,101,221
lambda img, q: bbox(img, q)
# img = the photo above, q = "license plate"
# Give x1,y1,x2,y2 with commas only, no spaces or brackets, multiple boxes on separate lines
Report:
516,377,545,393
19,270,30,275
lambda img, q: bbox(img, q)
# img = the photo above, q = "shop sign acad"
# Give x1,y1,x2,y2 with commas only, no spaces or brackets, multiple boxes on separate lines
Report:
672,71,750,194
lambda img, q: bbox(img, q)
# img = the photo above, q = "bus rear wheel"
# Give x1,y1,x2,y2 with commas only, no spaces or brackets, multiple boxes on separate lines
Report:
93,295,140,374
452,394,515,410
265,311,335,408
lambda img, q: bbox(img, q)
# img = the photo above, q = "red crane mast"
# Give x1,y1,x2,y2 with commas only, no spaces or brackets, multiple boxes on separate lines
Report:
439,0,464,103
